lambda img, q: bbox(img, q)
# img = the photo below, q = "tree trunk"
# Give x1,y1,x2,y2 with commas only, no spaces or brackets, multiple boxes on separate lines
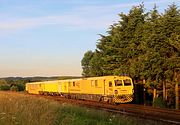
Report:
175,72,179,110
143,79,146,105
153,88,157,107
165,90,168,100
163,79,166,100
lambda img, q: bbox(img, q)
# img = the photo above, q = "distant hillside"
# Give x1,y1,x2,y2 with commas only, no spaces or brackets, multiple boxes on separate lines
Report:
0,76,82,83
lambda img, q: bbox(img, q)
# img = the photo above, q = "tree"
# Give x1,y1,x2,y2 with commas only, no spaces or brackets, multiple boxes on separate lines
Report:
89,50,104,76
96,4,147,78
0,79,8,85
10,85,19,91
0,79,10,90
161,4,180,108
81,50,94,77
81,3,180,108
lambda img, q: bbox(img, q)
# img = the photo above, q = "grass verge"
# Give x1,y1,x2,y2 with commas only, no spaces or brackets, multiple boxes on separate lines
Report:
0,91,166,125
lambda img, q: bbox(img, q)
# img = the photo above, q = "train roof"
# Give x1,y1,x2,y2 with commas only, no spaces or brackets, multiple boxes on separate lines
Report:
26,78,82,84
83,75,131,80
26,75,131,84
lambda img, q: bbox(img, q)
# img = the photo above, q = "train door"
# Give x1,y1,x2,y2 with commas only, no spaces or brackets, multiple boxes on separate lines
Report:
61,81,68,94
106,79,114,95
103,79,109,96
103,79,106,95
66,81,69,93
58,82,62,93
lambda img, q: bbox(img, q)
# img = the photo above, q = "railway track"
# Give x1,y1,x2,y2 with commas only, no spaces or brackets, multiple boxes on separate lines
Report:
41,95,180,125
1,91,179,124
117,104,180,123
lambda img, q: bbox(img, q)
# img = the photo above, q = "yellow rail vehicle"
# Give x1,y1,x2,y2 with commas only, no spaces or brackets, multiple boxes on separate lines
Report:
26,76,134,103
26,82,43,94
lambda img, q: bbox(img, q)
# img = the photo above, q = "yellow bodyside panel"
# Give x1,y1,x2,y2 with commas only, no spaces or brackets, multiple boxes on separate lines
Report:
26,82,42,94
43,81,59,92
61,81,69,93
68,80,81,94
80,78,104,95
80,79,91,94
25,75,134,103
91,79,104,95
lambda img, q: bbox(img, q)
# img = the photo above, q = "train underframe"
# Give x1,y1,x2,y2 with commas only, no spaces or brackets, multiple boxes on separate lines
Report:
38,91,133,103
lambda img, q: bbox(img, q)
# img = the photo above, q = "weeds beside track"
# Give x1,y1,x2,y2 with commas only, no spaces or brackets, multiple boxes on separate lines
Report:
42,94,180,125
0,91,178,125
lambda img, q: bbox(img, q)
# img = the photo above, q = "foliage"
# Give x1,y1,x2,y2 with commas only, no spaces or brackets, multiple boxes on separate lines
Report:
81,3,180,106
10,85,19,91
81,50,94,77
16,83,25,91
166,85,176,109
0,79,8,85
153,97,167,108
0,79,26,91
82,3,180,79
0,84,10,90
0,79,10,90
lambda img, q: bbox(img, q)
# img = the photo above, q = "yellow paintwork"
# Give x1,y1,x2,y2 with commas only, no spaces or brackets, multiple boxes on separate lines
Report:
61,80,69,93
41,80,59,92
25,82,42,94
26,76,134,102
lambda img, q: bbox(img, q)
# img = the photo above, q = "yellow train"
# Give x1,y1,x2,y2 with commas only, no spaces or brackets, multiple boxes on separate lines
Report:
26,76,134,103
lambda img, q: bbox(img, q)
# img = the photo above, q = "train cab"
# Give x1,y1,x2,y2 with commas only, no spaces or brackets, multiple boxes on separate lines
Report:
105,76,134,103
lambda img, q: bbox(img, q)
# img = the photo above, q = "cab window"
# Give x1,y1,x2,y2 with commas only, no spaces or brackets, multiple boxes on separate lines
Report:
115,80,123,86
123,79,132,86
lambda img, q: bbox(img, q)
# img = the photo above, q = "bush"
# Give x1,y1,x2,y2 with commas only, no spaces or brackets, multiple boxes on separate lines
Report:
10,83,25,91
153,97,167,108
0,84,10,90
10,85,19,91
16,83,25,91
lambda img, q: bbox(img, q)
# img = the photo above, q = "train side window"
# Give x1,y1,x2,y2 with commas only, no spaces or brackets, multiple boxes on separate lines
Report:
73,82,75,86
109,81,112,87
123,79,132,86
115,80,123,86
95,80,98,87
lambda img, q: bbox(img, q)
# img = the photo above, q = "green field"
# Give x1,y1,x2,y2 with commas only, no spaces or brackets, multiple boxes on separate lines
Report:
0,91,166,125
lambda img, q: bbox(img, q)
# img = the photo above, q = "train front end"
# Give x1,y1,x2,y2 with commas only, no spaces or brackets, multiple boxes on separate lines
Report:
113,76,134,103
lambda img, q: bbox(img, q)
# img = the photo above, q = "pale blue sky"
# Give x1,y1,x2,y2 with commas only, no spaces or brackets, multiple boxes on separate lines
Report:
0,0,179,77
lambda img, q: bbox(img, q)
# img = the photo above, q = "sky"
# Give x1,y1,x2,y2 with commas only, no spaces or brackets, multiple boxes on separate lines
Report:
0,0,179,77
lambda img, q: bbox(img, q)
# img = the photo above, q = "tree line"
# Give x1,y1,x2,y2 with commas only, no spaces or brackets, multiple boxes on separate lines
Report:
81,4,180,109
0,79,26,91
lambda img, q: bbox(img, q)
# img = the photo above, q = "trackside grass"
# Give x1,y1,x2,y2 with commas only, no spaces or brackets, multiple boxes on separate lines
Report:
0,91,165,125
0,92,58,125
